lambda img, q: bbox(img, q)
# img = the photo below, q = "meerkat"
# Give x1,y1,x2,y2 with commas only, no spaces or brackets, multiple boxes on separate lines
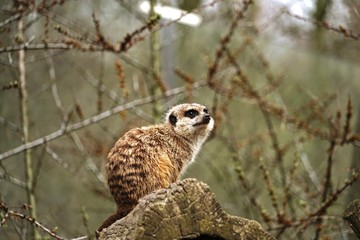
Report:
97,103,214,232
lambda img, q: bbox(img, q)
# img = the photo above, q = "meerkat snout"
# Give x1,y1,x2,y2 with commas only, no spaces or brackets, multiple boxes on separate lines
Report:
204,114,211,123
194,114,211,126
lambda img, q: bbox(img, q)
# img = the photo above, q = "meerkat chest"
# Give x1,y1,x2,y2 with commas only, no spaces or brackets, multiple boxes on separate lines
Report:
176,138,204,176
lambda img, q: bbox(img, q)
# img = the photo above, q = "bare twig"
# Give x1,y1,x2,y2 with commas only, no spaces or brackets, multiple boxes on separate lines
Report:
44,147,69,169
75,64,153,122
1,81,19,90
46,53,108,188
275,95,322,192
322,141,336,202
0,169,26,188
341,97,352,144
0,81,207,162
0,17,159,54
17,7,39,239
0,43,79,53
310,169,360,219
149,0,164,121
0,117,21,133
70,133,107,186
222,116,273,226
0,12,23,28
207,0,253,83
0,202,65,240
288,12,360,41
258,156,284,223
314,140,336,239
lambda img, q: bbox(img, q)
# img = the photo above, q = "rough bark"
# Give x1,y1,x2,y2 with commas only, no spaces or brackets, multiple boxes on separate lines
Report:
98,178,275,240
344,199,360,239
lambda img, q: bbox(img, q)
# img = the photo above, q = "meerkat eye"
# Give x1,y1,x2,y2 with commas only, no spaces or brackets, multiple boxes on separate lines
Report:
169,114,177,126
204,108,208,113
184,109,199,119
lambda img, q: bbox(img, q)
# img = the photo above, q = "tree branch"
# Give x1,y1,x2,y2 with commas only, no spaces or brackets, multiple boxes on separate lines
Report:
0,81,207,162
17,7,39,239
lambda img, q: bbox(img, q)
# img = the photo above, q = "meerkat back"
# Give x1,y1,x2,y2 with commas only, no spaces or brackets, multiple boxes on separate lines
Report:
98,103,214,232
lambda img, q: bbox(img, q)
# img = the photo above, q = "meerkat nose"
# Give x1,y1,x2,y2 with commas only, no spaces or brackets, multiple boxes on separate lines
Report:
203,115,211,124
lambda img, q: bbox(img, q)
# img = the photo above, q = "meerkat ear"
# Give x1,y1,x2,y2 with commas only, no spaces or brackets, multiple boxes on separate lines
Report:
169,114,177,126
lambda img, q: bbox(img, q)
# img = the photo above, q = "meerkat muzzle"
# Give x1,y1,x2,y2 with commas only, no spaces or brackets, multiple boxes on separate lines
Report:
203,114,211,124
193,114,211,126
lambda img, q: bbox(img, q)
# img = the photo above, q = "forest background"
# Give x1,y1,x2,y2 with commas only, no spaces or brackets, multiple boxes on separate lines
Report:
0,0,360,239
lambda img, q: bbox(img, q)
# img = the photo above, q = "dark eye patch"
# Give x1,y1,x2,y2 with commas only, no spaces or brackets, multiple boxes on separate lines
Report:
204,108,208,113
184,109,199,119
169,114,177,126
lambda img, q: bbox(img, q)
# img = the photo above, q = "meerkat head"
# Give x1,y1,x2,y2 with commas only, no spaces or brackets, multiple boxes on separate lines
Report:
165,103,214,144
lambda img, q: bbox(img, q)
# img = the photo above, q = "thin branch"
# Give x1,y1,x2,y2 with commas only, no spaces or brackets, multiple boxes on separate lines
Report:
149,0,164,121
288,12,360,41
76,64,153,123
17,8,39,239
68,236,89,240
309,169,360,218
207,0,253,83
46,54,107,187
0,169,26,188
313,140,336,239
0,116,21,133
0,8,161,55
258,156,284,223
260,108,287,193
223,115,273,226
40,8,96,44
275,95,322,192
45,147,69,169
0,81,207,162
341,97,352,144
0,202,66,240
322,141,336,202
0,11,31,29
0,43,77,53
1,81,19,90
70,133,107,186
45,51,64,113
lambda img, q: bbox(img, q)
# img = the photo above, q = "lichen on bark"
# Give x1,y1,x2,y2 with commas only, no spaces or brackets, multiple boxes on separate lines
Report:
99,178,275,240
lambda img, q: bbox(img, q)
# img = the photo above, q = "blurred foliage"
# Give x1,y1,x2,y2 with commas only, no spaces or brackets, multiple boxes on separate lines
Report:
0,0,360,239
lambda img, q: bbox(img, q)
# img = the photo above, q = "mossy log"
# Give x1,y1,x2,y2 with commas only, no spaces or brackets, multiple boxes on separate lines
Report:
98,178,275,240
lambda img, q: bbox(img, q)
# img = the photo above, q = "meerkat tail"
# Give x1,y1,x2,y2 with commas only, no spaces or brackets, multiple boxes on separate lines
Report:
97,210,128,232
